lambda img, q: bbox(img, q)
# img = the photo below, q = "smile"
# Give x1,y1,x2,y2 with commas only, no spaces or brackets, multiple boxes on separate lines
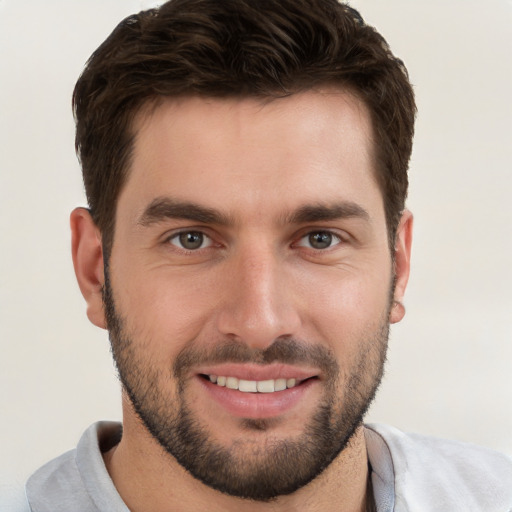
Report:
207,375,298,393
198,370,319,419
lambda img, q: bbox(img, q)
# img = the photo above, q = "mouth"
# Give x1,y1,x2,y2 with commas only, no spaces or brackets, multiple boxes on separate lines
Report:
195,367,320,419
200,374,312,393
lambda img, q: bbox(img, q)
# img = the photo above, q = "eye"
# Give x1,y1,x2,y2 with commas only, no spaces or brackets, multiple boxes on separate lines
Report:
168,231,212,250
297,231,342,250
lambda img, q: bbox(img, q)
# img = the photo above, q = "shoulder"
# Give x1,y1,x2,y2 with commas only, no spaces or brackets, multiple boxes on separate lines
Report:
0,482,31,512
25,422,124,512
365,423,512,511
367,422,512,478
27,448,81,497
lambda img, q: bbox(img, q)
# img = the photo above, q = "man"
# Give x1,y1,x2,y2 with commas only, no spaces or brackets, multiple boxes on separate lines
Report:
14,0,512,510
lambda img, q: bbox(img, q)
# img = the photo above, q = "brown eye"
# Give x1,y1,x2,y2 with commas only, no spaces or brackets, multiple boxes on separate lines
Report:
170,231,211,250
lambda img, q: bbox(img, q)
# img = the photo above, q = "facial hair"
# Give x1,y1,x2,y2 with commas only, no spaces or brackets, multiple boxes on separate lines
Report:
103,266,390,501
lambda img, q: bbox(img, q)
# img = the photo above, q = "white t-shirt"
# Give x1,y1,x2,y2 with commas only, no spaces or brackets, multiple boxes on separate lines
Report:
4,421,512,511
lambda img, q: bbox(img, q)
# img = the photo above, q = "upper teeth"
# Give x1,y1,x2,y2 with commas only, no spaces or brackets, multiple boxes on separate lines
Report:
209,375,297,393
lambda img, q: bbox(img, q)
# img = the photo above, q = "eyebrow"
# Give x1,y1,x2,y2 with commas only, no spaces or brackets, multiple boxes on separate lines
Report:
138,197,232,227
137,197,370,227
286,202,370,224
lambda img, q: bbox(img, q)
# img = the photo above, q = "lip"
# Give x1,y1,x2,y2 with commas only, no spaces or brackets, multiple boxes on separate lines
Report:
195,365,319,419
196,362,319,382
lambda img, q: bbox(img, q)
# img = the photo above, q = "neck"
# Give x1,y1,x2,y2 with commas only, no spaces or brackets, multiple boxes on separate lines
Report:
103,403,371,512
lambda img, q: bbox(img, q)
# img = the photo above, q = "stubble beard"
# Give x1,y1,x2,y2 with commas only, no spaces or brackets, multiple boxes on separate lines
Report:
102,267,390,501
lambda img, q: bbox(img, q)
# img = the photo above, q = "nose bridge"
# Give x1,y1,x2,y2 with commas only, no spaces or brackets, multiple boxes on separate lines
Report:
216,240,300,348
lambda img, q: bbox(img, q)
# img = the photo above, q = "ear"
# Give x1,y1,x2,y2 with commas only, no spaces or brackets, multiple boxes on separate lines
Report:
70,207,107,329
389,210,413,324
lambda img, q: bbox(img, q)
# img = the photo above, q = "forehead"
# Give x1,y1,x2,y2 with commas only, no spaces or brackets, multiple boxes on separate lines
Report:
120,90,381,223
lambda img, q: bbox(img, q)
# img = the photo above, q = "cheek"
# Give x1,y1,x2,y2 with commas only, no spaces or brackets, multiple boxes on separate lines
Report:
113,264,221,349
300,263,392,346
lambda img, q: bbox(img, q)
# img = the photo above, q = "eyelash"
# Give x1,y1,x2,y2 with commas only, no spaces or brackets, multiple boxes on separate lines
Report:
166,230,215,251
295,231,344,250
164,229,346,253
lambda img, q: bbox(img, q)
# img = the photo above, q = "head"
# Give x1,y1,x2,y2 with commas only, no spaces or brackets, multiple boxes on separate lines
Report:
71,0,415,503
73,0,415,259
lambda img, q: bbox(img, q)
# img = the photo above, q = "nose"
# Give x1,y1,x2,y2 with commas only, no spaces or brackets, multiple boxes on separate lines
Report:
216,244,301,350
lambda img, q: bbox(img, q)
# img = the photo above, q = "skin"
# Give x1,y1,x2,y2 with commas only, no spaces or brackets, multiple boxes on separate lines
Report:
71,89,412,512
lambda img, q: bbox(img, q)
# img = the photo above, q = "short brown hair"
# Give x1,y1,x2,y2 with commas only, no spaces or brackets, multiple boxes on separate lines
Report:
73,0,415,256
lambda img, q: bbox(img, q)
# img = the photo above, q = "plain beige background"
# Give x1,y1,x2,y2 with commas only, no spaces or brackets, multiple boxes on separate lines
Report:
1,0,511,497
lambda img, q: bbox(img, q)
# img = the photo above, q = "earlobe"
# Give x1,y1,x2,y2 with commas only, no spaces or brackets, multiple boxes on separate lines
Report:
70,207,107,329
390,210,413,324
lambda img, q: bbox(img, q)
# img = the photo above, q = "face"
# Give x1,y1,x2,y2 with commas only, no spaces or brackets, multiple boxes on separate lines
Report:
78,90,411,500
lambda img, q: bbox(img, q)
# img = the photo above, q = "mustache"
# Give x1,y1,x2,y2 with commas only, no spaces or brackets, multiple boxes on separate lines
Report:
173,337,339,380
